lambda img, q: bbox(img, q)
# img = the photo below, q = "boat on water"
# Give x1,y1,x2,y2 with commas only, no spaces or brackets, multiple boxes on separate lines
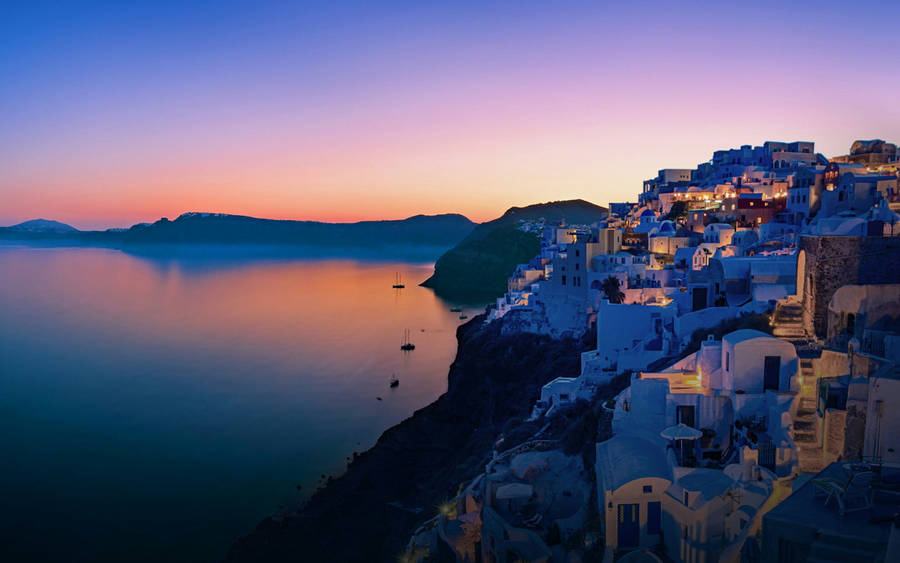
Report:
392,272,405,289
400,329,415,351
449,307,462,312
390,374,399,388
458,314,468,320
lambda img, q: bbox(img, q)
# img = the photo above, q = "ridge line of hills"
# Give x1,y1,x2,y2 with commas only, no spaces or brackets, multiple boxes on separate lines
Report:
0,212,478,249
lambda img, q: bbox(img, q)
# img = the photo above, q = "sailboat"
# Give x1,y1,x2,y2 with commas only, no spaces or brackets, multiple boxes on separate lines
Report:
400,329,415,351
390,374,399,388
392,272,405,289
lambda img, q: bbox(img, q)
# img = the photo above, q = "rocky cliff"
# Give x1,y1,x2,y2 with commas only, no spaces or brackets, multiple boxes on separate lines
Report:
226,316,592,562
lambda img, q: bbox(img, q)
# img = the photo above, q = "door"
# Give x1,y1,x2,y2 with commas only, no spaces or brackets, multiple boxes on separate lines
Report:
758,440,776,471
617,503,640,548
692,287,707,311
764,356,781,391
647,501,661,535
676,405,696,428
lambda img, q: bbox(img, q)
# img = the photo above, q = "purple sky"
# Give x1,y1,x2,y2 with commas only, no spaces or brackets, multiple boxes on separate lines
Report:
2,1,898,229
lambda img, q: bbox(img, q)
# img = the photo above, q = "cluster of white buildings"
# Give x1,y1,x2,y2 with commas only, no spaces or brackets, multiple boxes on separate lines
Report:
405,139,900,563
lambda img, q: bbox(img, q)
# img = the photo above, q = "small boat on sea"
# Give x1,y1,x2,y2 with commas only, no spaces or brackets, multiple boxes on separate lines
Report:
400,329,415,351
392,272,405,289
449,307,462,312
458,314,468,320
390,374,399,388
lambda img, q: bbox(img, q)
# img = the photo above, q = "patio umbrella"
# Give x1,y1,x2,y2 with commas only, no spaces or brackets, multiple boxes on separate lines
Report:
660,423,702,466
660,423,703,440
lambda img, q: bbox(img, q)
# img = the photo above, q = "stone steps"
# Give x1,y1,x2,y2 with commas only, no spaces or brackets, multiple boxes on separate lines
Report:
797,445,827,474
772,323,806,336
794,419,815,431
772,301,810,343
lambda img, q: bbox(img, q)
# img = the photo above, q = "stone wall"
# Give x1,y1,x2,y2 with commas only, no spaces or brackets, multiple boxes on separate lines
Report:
823,408,847,463
799,235,900,337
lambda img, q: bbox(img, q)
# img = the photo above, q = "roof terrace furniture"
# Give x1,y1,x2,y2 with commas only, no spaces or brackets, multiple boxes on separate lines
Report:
812,470,875,516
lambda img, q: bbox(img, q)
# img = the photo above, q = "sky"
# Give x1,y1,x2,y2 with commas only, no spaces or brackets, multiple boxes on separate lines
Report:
2,1,899,230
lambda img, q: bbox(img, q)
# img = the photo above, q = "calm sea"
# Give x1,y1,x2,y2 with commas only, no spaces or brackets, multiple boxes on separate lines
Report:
0,245,475,561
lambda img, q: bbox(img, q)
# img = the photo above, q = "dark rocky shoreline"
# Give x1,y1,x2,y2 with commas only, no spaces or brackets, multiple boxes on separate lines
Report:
225,315,592,562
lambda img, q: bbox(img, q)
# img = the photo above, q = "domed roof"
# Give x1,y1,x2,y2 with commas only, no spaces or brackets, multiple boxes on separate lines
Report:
640,209,656,217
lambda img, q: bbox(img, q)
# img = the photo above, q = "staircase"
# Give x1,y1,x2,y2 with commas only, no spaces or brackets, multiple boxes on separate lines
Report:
772,301,808,342
793,355,828,474
806,531,886,562
793,392,826,474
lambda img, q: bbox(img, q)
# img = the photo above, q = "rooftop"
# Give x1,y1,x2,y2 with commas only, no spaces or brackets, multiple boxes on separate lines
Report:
765,462,900,545
596,433,672,491
667,468,735,505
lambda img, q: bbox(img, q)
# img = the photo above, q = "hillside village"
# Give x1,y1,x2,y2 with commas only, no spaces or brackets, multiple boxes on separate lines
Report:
403,140,900,563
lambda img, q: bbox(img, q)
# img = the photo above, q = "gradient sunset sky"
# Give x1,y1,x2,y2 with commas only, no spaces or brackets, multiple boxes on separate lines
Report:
2,1,899,230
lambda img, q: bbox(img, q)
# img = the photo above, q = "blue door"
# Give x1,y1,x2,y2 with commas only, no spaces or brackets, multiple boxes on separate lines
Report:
617,503,640,548
647,501,661,535
764,356,781,391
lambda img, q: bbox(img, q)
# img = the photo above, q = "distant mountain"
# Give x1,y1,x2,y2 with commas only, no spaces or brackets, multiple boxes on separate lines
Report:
7,218,79,233
119,212,476,248
0,212,477,258
421,199,608,301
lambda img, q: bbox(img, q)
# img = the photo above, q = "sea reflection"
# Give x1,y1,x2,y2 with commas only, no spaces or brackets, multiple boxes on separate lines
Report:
0,245,478,562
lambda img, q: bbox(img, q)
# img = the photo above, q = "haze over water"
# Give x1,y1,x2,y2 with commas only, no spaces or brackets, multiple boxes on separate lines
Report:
0,245,473,561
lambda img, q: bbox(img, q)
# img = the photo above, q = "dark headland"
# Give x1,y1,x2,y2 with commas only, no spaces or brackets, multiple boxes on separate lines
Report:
421,199,608,301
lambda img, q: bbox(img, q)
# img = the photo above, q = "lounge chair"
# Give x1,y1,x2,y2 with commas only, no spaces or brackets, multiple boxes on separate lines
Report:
812,471,874,515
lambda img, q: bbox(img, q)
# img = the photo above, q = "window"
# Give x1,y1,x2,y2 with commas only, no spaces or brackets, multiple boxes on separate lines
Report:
575,263,580,271
643,485,653,494
683,491,690,506
725,351,730,372
575,249,580,257
561,275,566,286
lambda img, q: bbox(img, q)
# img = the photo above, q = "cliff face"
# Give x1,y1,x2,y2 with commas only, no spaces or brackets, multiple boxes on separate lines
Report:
226,316,591,563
